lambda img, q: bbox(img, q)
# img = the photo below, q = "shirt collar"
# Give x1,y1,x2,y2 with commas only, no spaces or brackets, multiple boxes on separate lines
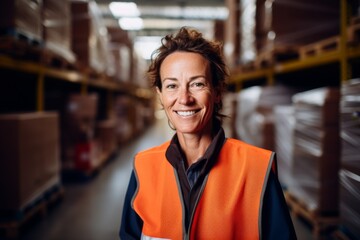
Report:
165,119,226,172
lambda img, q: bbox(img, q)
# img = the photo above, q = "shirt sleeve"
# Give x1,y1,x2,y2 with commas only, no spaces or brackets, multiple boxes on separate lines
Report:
119,170,143,240
262,170,297,240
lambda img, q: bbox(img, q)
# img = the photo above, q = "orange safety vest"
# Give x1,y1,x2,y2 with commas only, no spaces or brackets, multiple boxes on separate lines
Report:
132,138,275,240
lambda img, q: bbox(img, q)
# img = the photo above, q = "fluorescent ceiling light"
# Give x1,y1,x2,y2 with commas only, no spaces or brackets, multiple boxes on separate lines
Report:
119,17,143,30
134,36,162,60
109,2,140,17
139,6,229,20
142,18,214,30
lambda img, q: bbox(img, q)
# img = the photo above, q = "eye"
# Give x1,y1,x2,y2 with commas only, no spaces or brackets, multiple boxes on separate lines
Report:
165,83,177,89
191,81,206,88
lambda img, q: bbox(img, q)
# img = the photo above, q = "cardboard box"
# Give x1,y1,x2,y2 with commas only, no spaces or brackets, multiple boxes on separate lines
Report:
96,119,117,158
70,1,108,73
0,112,60,211
61,94,98,169
42,0,75,63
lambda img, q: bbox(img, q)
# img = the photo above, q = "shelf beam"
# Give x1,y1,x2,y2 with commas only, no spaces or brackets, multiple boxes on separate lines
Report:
275,50,340,74
0,55,153,99
229,68,271,84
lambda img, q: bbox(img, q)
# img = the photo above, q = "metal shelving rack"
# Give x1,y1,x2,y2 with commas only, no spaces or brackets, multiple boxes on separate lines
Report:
229,0,359,88
0,55,154,113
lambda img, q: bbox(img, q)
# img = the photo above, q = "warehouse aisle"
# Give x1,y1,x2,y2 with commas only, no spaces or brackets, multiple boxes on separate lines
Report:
20,113,173,240
20,112,312,240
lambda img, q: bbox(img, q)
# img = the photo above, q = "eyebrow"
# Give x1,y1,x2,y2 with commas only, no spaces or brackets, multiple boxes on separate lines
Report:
162,75,207,82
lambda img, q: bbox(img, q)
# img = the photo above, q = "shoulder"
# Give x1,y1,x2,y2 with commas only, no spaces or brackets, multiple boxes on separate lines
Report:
224,138,273,156
135,141,171,160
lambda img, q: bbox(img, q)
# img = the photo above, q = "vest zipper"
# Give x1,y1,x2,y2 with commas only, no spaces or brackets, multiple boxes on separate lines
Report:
173,168,189,240
186,173,209,239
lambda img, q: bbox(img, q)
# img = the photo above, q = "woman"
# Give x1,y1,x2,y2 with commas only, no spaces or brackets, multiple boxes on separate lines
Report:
120,27,296,240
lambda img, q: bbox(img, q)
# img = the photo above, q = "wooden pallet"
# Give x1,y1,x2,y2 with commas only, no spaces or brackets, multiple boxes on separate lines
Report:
0,28,42,47
285,191,339,239
41,48,77,71
0,36,43,62
0,184,65,239
298,36,340,60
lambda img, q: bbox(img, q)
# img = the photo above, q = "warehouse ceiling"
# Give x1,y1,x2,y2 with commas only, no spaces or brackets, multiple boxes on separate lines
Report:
94,0,227,37
94,0,227,59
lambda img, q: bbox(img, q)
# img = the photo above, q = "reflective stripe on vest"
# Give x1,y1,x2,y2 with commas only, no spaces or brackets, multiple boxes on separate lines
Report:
132,138,274,240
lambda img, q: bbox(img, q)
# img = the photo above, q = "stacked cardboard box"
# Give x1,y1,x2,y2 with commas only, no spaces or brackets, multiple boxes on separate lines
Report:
42,0,75,64
113,95,136,144
96,119,117,162
0,112,60,211
339,79,360,237
0,0,43,41
70,0,109,74
107,26,132,82
289,87,340,215
61,93,101,172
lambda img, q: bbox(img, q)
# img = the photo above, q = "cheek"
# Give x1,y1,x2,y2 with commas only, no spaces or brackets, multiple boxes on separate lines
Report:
160,93,176,107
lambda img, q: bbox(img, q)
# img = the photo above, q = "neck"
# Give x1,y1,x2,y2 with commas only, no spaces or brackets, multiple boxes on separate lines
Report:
177,130,213,167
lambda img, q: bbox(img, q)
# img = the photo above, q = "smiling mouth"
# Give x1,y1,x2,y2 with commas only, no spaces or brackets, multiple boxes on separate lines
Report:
175,110,199,117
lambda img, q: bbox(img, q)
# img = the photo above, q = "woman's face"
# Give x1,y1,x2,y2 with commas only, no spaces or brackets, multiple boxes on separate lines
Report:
158,51,219,135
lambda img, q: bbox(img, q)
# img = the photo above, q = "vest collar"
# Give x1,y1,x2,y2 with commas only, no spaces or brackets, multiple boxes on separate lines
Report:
165,119,226,174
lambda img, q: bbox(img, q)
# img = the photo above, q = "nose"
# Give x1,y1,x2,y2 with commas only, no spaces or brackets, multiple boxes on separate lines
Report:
178,87,194,105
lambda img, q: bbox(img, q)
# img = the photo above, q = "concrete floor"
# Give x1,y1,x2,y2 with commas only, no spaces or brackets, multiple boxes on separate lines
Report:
20,115,314,240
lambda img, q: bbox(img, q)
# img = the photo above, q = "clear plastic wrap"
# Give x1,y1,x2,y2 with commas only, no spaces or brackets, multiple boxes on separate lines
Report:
235,85,294,150
341,78,360,174
289,87,340,214
274,106,295,188
240,0,256,63
235,86,262,146
339,169,360,238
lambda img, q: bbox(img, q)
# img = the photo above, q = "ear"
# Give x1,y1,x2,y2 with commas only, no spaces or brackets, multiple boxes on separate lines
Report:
156,87,163,105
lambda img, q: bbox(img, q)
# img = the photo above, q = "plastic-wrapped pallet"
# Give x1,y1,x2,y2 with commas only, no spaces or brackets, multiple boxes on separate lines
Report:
340,78,360,172
289,87,340,215
0,0,43,42
274,105,295,189
235,85,294,150
339,78,360,237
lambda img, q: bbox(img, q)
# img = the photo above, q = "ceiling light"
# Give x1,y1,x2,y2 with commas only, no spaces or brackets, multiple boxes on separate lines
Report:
119,17,143,30
109,2,140,18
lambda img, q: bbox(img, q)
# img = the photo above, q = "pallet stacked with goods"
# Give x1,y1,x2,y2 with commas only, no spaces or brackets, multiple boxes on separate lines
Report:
337,79,360,239
0,0,155,237
226,0,360,239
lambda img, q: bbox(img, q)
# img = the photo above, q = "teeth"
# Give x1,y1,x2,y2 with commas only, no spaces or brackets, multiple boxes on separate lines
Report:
176,111,196,117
